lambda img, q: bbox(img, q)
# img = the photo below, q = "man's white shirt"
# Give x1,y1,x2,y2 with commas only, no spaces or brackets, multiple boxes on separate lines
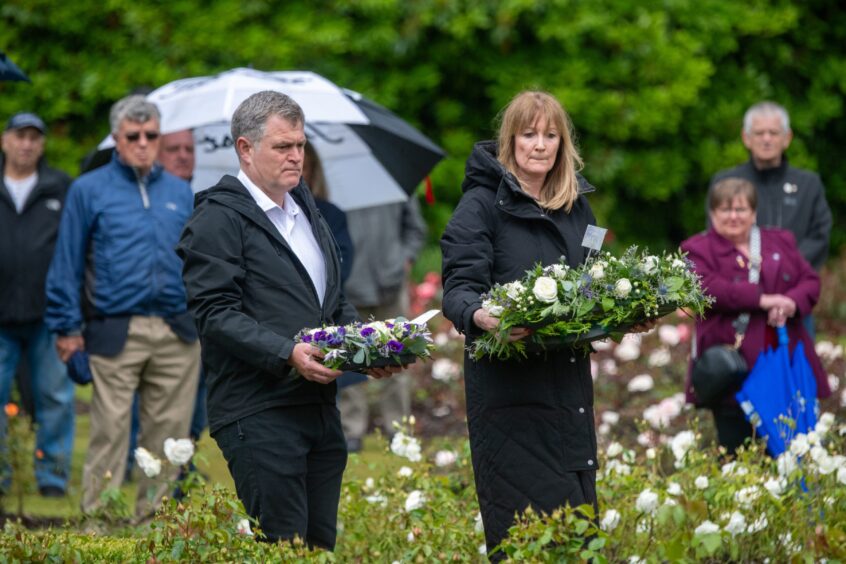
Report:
4,173,38,213
238,170,327,305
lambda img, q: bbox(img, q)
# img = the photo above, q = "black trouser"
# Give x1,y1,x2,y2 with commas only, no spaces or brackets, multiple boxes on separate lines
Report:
711,403,754,454
212,404,347,549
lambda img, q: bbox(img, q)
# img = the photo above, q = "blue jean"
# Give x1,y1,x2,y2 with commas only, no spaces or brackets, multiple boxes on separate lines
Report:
0,322,75,490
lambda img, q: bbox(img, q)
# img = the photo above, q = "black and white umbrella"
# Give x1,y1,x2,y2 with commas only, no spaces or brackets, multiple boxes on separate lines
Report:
0,50,30,83
98,68,444,210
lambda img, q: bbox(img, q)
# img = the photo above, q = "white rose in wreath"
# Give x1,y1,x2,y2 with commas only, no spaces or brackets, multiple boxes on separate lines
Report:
589,262,606,280
532,276,559,303
615,278,632,298
134,447,162,478
504,281,525,301
642,255,659,274
482,299,503,317
164,437,195,466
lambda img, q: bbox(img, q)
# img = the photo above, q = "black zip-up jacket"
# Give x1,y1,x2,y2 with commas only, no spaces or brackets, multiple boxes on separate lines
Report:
0,157,71,325
176,175,357,433
441,141,599,551
710,156,832,270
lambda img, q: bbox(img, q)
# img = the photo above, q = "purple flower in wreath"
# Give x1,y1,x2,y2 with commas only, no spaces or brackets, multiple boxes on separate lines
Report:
360,327,375,338
327,331,344,346
313,330,328,343
387,340,404,353
301,334,313,343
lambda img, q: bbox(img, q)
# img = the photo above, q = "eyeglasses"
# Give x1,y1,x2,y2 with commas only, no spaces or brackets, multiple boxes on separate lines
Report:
714,206,752,216
124,131,160,143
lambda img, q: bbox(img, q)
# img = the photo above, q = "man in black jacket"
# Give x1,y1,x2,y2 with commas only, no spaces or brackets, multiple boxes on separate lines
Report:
177,91,397,549
0,112,74,497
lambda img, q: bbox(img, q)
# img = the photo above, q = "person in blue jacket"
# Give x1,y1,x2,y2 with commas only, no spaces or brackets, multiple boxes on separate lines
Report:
45,95,200,520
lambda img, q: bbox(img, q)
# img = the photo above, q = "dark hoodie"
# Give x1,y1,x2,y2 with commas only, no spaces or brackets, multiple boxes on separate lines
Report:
177,175,357,433
440,141,600,553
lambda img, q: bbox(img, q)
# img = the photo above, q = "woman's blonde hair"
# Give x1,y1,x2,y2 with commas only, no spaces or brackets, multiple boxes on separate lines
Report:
497,91,583,211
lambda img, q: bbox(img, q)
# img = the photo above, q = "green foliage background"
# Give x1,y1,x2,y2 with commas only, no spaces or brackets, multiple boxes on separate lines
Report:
2,0,844,255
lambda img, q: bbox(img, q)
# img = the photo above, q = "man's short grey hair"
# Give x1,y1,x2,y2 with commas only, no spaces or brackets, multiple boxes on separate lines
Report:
109,95,160,134
231,90,304,148
743,101,790,134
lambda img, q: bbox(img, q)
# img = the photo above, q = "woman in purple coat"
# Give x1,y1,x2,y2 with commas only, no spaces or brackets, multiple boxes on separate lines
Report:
681,177,831,452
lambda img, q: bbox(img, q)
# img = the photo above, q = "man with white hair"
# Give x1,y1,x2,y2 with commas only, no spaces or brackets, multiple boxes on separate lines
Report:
45,95,199,518
710,101,832,272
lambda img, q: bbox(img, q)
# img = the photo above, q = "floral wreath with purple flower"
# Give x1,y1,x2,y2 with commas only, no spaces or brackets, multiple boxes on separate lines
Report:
295,318,435,370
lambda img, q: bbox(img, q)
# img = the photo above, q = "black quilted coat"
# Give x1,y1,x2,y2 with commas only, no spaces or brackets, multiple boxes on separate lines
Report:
441,141,599,555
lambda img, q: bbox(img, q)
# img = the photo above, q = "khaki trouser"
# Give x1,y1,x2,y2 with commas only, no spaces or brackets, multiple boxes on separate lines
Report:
82,316,200,519
338,290,412,439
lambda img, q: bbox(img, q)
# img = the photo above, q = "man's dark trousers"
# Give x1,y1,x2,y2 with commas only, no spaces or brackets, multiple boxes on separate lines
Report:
212,403,347,549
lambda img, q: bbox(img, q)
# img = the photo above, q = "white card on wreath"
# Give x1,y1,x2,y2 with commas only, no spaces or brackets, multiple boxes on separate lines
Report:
581,225,608,252
410,309,441,326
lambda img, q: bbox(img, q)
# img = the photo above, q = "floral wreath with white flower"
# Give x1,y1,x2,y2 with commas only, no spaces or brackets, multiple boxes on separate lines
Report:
472,246,712,360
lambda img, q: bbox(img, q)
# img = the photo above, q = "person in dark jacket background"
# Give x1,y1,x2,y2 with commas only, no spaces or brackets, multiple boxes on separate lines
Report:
682,177,830,453
0,112,74,497
45,96,200,518
441,91,602,557
177,91,398,550
709,101,832,338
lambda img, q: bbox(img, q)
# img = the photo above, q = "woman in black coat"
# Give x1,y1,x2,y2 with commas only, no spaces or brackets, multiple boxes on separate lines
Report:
441,91,600,557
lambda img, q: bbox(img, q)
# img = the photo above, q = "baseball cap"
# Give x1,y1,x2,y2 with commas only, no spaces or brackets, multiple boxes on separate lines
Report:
5,112,46,134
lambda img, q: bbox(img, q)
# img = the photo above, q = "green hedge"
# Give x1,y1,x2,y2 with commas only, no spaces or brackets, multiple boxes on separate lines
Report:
2,0,844,253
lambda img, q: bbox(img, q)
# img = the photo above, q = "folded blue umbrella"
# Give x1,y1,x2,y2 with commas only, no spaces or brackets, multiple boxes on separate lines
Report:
791,341,818,434
736,326,812,457
66,350,93,385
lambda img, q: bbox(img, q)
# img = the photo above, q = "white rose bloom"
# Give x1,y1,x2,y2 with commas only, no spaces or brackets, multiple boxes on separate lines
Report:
828,374,840,392
532,276,559,303
505,281,525,301
134,447,162,478
237,518,253,536
670,430,696,463
397,466,413,478
487,304,504,317
390,432,422,462
551,263,568,279
601,410,620,426
589,262,606,280
810,445,828,464
816,412,835,435
163,437,195,466
694,520,720,535
635,488,659,514
434,450,458,467
615,338,641,362
815,453,838,475
475,512,484,533
646,448,656,460
642,255,659,274
671,258,686,270
479,544,487,555
747,515,768,534
364,477,375,490
407,531,415,542
776,452,798,477
657,324,681,347
366,321,391,336
789,434,810,457
763,477,785,497
806,430,821,445
724,511,747,537
597,422,611,436
666,482,682,496
605,460,631,477
837,466,846,486
627,374,654,393
431,358,461,382
648,347,671,367
600,509,621,531
614,278,632,298
606,442,624,458
404,490,426,512
629,556,645,564
695,476,709,490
